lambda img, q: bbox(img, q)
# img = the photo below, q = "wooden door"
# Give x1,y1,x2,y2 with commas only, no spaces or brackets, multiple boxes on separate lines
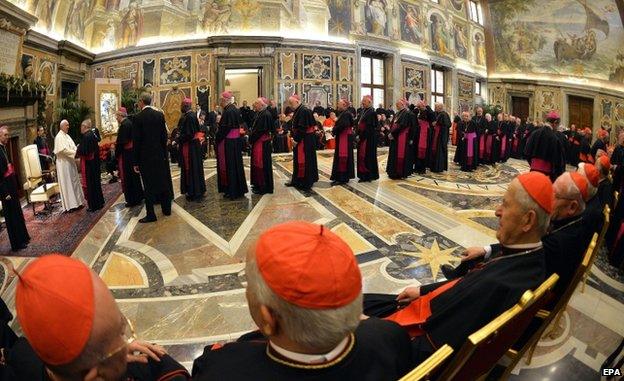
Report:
568,96,594,130
511,96,530,122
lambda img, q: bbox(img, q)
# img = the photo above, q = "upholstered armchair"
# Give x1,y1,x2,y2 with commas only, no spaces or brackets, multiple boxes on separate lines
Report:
21,144,60,215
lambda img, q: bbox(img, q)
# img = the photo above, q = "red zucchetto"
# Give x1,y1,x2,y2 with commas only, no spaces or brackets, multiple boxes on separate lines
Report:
517,172,554,214
254,221,362,309
16,255,95,365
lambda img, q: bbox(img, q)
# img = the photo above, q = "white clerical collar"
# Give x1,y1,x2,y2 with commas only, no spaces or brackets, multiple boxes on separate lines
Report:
504,242,543,250
269,336,349,365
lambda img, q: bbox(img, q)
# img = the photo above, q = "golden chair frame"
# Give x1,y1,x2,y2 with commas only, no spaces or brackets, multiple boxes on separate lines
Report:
398,345,453,381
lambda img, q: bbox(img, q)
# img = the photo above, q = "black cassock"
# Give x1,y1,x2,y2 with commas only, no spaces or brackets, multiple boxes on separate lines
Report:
0,144,29,251
33,136,50,170
363,247,545,360
591,139,607,160
330,110,355,183
414,106,435,173
178,111,207,199
567,131,581,166
458,120,479,171
290,104,319,189
472,115,487,164
429,111,450,172
356,107,379,182
489,121,502,164
191,318,413,380
386,109,415,180
524,126,566,181
249,108,274,194
116,117,144,206
132,107,174,219
77,129,104,211
217,104,248,199
453,120,466,163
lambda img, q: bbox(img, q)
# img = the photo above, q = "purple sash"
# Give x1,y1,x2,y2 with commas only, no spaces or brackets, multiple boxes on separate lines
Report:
431,124,441,157
479,134,486,159
226,129,240,139
217,140,227,185
465,132,477,158
252,134,271,186
358,139,368,173
500,134,507,157
417,119,429,159
338,127,352,172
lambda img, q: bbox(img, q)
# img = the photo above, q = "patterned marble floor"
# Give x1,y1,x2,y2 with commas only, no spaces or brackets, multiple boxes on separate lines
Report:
1,148,622,379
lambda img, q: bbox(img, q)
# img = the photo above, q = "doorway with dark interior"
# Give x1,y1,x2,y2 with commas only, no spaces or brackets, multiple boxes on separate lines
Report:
511,96,530,123
568,95,594,131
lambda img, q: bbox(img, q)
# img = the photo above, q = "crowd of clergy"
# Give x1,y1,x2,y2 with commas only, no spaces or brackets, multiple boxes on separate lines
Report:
1,90,624,379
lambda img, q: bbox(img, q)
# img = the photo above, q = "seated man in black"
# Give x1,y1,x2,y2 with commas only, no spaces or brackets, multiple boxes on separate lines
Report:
193,221,413,380
442,171,594,301
364,172,551,364
3,255,189,381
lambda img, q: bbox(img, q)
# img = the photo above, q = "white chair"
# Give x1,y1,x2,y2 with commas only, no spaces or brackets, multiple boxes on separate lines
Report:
21,144,60,215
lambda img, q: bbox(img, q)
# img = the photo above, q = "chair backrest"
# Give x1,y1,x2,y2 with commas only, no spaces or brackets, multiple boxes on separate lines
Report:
588,206,610,270
613,191,620,214
557,233,596,307
438,275,559,381
21,144,42,189
399,345,453,381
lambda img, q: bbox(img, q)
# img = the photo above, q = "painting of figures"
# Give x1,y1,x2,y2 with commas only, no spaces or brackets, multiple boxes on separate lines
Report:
365,0,388,36
399,2,423,45
429,13,450,56
328,0,351,36
489,0,624,83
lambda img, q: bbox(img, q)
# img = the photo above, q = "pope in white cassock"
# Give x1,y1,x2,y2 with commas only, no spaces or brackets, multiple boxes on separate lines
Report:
54,120,85,211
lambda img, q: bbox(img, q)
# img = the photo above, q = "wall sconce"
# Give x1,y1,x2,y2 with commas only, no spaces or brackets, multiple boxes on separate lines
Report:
225,79,231,86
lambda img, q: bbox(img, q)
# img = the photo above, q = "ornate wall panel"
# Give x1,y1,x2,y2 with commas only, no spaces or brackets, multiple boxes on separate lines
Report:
401,62,427,105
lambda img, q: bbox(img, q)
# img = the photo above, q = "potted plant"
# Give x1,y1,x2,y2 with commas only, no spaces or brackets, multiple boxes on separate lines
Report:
55,93,93,142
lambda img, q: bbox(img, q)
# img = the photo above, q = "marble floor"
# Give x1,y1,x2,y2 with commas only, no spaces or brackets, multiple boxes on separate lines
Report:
1,148,622,379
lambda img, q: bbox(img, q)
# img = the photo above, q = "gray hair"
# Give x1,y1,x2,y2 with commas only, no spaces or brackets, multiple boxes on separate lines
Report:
245,257,362,349
554,173,586,212
139,92,152,105
60,119,69,127
514,181,551,234
81,119,92,128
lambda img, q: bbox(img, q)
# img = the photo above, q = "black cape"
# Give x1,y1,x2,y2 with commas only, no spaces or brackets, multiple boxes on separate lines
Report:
290,104,319,189
34,136,50,170
77,129,105,211
116,117,144,205
249,108,274,194
132,107,174,203
523,126,566,181
330,110,355,183
178,111,207,198
386,109,415,179
356,107,379,181
216,104,248,198
364,247,546,351
192,318,413,381
0,144,29,250
429,111,450,172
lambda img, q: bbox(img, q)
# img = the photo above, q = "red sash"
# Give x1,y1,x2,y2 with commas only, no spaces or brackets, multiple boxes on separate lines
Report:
392,123,408,172
358,121,366,133
417,119,429,159
358,139,368,174
385,279,460,338
478,134,486,159
194,132,206,143
123,141,133,150
500,134,507,156
3,163,14,178
338,127,352,172
451,122,458,145
39,147,50,156
485,135,493,156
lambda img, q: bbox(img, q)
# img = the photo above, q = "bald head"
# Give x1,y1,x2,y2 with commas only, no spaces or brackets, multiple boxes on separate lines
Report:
0,125,8,145
253,97,267,112
552,173,585,221
288,96,301,109
434,103,444,112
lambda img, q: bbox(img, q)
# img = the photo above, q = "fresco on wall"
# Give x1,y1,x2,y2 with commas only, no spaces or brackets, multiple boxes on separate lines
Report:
474,32,486,66
365,0,388,36
21,54,35,80
119,0,143,48
399,2,423,45
143,59,155,87
65,0,89,42
489,0,624,83
31,0,58,31
38,60,56,96
429,13,451,55
303,84,332,108
453,21,469,60
328,0,351,36
161,87,189,131
201,1,232,33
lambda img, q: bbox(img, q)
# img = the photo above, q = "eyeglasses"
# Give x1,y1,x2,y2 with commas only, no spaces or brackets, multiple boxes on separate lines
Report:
100,315,137,362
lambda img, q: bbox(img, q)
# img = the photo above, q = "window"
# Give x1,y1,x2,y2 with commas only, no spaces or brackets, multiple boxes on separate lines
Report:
470,1,483,25
475,81,481,96
430,0,439,3
361,55,385,106
430,67,445,106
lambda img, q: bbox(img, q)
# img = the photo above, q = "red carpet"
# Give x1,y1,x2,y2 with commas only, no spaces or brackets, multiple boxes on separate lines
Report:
0,182,122,257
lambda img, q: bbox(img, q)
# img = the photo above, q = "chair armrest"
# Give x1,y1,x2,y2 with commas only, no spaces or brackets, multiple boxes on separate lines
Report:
536,310,550,319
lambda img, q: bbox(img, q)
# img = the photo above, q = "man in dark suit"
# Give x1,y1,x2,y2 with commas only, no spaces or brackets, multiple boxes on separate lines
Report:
132,92,174,223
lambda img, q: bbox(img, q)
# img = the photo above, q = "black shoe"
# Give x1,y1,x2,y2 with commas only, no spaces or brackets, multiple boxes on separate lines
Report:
12,244,28,251
284,182,295,187
441,264,458,280
330,181,340,186
139,216,157,223
162,210,171,216
125,202,140,208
